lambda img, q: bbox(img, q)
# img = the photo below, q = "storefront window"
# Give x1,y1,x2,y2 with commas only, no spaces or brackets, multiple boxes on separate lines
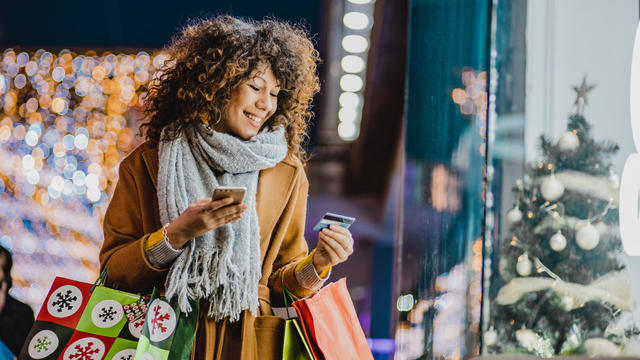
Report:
394,0,490,358
484,0,640,357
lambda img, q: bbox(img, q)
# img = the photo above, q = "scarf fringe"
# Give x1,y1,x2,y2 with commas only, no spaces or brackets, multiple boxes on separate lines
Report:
159,126,287,322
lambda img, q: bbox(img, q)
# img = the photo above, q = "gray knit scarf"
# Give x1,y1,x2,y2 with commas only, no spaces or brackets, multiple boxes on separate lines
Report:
157,123,287,322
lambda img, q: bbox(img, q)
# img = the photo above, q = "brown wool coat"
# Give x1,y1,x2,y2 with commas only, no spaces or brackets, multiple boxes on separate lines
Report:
99,141,318,359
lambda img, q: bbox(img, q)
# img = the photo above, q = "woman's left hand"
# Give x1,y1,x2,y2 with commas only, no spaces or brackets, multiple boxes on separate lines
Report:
313,225,354,273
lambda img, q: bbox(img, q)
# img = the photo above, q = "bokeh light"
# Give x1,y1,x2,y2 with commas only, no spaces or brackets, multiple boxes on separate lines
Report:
0,48,166,311
342,35,369,53
341,55,366,73
343,12,370,30
340,74,364,92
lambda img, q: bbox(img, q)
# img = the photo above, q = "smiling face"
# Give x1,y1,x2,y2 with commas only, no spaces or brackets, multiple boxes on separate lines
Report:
216,63,280,140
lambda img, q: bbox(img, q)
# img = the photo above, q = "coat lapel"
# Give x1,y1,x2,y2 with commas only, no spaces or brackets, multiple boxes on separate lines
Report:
256,158,297,257
141,146,159,190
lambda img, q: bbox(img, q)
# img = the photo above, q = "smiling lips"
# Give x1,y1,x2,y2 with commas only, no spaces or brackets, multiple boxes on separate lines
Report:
244,111,263,128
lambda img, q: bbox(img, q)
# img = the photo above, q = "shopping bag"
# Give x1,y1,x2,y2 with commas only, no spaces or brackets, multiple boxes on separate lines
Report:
292,278,373,360
282,289,313,360
133,288,199,360
19,269,149,360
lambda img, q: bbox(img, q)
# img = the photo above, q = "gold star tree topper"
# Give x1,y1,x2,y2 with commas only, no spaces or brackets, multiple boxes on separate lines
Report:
573,75,596,116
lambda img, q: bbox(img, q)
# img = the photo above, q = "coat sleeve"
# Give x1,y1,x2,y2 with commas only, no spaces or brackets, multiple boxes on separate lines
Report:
100,160,166,293
267,167,318,299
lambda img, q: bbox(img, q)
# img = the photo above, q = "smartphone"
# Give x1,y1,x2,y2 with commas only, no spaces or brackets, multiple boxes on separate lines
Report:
313,212,356,231
211,186,247,205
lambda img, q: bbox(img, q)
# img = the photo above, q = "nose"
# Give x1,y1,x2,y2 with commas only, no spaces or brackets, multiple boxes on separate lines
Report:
256,92,275,113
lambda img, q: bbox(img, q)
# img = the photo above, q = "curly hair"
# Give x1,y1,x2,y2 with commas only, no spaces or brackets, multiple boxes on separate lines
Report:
139,15,321,160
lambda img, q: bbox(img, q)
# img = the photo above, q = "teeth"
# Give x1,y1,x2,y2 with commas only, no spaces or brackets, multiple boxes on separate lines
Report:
246,113,262,123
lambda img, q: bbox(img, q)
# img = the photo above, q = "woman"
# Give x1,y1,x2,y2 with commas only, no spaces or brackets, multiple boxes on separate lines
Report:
99,15,354,359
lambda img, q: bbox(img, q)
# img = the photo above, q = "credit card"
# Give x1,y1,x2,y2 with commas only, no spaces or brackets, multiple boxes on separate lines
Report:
313,212,356,231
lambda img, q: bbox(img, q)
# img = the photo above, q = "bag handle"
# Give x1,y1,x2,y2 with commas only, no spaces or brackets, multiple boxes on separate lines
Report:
282,288,298,319
90,267,108,293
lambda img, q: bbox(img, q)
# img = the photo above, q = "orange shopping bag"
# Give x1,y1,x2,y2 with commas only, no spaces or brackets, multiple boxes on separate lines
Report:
292,278,373,360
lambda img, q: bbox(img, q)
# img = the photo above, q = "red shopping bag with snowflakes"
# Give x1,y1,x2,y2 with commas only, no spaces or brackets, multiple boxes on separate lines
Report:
19,271,150,360
133,288,198,360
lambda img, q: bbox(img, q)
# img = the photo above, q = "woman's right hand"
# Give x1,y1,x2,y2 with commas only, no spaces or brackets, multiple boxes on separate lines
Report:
164,197,248,249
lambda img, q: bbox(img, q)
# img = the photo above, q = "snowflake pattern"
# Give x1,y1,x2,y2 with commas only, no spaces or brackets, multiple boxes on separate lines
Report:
134,319,145,329
98,305,117,322
150,305,170,335
33,336,52,352
47,285,83,318
146,298,176,342
111,349,136,360
68,341,100,360
28,330,58,359
52,289,78,313
91,299,124,328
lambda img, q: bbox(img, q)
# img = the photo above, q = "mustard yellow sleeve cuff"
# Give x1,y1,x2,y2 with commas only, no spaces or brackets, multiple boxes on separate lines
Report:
143,226,183,268
294,249,331,290
145,227,166,250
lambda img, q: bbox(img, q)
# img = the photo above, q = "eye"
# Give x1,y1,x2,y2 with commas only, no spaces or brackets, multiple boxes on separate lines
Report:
270,93,278,98
249,84,259,91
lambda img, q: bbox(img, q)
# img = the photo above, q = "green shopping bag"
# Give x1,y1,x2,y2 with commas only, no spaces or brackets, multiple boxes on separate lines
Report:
282,289,313,360
134,288,199,360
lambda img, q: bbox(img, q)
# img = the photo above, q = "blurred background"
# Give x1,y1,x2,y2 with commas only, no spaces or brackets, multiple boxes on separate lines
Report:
5,0,640,359
0,0,407,358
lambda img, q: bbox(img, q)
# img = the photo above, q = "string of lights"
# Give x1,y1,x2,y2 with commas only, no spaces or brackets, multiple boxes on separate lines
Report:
337,0,375,141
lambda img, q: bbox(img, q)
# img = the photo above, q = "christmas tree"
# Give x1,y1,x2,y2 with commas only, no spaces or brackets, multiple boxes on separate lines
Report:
486,77,640,357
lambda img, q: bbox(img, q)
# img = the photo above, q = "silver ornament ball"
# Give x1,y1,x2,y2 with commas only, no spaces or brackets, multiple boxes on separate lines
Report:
576,223,600,250
541,176,565,201
516,253,532,277
550,231,567,251
506,207,523,222
557,131,580,151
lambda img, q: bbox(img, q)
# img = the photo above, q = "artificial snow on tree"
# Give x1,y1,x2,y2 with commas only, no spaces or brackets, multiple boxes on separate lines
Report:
487,77,640,356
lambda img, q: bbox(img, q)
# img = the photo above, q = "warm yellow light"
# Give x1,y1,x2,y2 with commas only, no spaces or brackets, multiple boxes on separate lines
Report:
51,97,68,114
452,88,468,104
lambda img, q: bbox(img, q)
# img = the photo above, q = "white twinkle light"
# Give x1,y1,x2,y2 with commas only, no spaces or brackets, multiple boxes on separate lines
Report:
343,12,370,30
340,74,364,92
338,122,358,140
342,35,369,53
339,92,361,108
341,55,366,73
338,107,358,123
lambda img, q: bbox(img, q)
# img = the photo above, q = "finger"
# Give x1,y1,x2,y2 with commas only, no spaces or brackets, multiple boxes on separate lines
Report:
323,227,354,251
328,224,350,236
318,231,348,260
214,203,246,217
207,196,234,211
